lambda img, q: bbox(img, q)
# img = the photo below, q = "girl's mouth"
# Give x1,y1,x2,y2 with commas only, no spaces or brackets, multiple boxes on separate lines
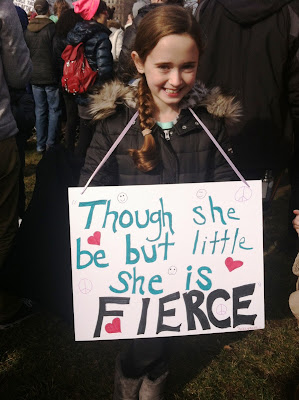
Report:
163,87,183,98
164,88,181,94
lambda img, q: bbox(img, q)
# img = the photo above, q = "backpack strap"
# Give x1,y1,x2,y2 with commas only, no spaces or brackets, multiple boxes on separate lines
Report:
61,42,82,62
80,111,139,194
188,108,249,187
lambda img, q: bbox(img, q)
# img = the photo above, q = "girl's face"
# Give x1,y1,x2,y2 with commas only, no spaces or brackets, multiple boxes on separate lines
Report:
132,34,199,115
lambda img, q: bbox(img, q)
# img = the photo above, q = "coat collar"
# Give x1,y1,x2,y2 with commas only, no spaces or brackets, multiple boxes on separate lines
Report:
88,80,242,124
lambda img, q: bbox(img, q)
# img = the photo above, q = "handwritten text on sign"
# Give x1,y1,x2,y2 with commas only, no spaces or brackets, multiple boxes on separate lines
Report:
68,181,264,341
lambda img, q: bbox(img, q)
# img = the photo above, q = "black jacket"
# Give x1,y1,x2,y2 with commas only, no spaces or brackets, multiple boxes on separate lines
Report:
25,16,57,85
52,34,68,82
67,20,113,84
195,0,299,177
66,20,113,106
79,81,241,187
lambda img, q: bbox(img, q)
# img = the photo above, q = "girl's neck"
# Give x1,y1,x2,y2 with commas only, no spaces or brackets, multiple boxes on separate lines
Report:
154,107,180,124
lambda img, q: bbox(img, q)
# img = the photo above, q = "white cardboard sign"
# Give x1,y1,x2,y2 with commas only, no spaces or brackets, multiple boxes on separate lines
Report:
68,180,264,341
14,0,35,12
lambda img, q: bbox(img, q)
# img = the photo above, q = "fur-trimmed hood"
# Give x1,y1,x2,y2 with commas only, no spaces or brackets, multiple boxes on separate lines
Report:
27,16,54,33
88,80,242,124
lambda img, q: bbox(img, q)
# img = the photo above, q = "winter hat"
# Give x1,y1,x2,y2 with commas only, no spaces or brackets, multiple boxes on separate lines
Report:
34,0,49,14
73,0,100,20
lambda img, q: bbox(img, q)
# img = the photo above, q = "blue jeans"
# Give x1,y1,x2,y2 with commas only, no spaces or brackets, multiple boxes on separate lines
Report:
32,85,61,151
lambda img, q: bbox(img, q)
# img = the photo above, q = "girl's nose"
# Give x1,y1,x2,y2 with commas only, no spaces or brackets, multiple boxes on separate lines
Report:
169,69,182,86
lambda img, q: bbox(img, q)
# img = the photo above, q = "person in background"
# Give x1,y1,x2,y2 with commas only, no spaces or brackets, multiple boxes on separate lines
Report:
67,0,113,159
117,0,185,83
107,20,123,63
107,5,115,19
124,12,133,29
132,0,149,18
50,0,70,22
28,10,37,21
25,0,61,153
50,1,71,138
15,5,29,30
0,0,33,329
107,7,124,66
54,0,70,18
79,6,240,398
195,0,299,215
49,13,59,22
53,9,83,152
12,5,36,220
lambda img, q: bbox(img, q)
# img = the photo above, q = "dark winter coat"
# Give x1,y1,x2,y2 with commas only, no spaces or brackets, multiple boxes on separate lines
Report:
195,0,299,177
67,20,113,85
65,20,113,107
10,88,35,136
79,80,241,187
52,34,68,81
15,6,28,31
117,4,163,83
25,16,57,85
0,0,32,141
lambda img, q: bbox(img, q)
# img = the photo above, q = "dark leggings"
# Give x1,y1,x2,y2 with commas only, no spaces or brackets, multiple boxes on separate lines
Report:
75,117,95,158
120,337,171,380
63,93,79,152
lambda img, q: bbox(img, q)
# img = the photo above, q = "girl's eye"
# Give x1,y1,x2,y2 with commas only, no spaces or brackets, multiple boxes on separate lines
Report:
158,65,170,71
183,64,196,70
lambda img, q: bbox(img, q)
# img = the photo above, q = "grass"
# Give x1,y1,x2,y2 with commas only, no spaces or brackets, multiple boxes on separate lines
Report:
0,138,299,400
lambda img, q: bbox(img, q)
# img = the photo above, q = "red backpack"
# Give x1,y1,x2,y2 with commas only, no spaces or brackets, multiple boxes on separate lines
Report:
61,42,98,94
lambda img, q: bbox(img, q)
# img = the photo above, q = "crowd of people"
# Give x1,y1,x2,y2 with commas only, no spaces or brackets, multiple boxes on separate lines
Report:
0,0,298,398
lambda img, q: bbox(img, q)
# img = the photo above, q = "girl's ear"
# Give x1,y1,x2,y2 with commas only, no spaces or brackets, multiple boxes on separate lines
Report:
131,51,145,74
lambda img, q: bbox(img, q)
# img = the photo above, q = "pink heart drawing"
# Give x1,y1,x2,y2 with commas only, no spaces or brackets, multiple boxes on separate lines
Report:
225,257,243,272
105,318,121,334
87,231,101,245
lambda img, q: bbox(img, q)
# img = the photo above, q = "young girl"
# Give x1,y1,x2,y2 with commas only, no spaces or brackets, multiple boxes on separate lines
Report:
79,5,241,399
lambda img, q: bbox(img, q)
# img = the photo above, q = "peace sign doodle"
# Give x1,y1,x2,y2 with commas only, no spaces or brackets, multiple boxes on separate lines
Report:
79,278,93,294
216,304,227,316
235,186,252,202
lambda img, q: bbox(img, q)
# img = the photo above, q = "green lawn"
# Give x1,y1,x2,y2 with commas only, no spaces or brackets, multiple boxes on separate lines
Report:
0,139,298,400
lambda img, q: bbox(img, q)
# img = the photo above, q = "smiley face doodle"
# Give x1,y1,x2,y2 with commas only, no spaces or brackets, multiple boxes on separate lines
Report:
196,188,207,199
117,192,128,203
168,266,177,275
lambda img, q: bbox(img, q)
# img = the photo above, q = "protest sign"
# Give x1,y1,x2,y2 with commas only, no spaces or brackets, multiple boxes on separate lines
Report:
14,0,35,12
68,180,264,341
13,0,72,12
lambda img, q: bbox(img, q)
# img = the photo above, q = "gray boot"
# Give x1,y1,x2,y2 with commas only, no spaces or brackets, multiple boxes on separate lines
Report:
139,371,169,400
113,356,143,400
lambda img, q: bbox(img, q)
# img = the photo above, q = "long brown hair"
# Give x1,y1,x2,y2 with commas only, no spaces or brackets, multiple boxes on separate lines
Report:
55,9,83,37
129,5,202,172
53,0,70,18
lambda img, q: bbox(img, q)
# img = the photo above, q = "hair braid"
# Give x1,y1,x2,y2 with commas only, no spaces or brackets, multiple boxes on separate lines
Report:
128,76,160,172
138,75,155,131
